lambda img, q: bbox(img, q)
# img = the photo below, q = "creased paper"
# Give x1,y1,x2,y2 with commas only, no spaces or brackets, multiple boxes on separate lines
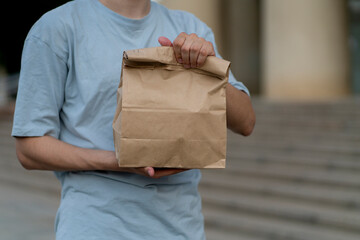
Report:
113,47,230,168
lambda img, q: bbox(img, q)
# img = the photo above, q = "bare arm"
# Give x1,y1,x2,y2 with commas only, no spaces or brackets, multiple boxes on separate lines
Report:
226,84,256,136
15,136,184,177
15,136,117,171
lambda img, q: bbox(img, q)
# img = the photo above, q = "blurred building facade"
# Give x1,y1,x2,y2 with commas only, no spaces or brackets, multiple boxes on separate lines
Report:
162,0,357,100
0,0,358,102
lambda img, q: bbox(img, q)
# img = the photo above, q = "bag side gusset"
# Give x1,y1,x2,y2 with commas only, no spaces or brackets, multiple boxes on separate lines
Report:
112,56,126,163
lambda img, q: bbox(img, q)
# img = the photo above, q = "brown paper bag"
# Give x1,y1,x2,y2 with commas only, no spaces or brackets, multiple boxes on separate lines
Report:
113,47,230,168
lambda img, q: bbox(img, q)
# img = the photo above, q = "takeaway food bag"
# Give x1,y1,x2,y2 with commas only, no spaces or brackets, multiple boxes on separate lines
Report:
113,47,230,168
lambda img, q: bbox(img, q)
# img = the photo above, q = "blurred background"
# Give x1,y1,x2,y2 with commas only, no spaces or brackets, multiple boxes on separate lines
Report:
0,0,359,240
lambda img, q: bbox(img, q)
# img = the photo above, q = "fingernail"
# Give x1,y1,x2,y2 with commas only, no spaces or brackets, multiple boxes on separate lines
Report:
147,169,152,176
177,58,183,63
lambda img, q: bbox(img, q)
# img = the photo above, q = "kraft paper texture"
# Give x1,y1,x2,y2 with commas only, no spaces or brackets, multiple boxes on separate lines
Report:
113,47,230,168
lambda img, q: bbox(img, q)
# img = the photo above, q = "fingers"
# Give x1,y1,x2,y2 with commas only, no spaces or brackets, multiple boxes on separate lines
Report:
172,32,215,68
128,167,188,178
151,168,188,179
144,166,155,177
158,36,173,47
196,42,215,67
173,32,186,64
179,33,199,68
189,37,204,68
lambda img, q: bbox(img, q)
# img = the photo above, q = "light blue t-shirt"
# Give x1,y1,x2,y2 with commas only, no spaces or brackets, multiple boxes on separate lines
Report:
12,0,249,239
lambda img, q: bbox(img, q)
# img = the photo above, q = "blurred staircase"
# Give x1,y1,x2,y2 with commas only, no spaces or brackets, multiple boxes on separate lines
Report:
1,97,360,240
200,97,360,240
0,110,60,240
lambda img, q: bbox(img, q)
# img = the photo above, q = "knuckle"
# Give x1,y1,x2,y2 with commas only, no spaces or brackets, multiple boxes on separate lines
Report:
207,41,215,49
190,44,200,53
199,48,208,56
181,45,190,53
179,32,188,37
173,33,187,47
173,40,181,48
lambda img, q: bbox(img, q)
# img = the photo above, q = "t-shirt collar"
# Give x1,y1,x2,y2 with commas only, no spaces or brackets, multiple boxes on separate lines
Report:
92,0,155,30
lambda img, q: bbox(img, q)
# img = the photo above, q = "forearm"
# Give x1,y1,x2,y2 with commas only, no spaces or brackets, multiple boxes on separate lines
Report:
15,136,186,178
226,84,256,136
15,136,119,171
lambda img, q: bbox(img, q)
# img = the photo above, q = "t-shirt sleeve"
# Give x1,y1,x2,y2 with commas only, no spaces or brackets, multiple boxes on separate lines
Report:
199,23,250,96
11,36,67,138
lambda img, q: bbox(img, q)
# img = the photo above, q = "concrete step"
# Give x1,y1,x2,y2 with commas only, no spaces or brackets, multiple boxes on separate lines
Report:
252,98,360,115
203,206,360,240
0,144,17,160
253,119,360,133
0,137,15,149
221,162,360,190
254,117,360,133
253,106,360,119
227,139,360,158
239,132,360,149
200,171,360,210
0,162,61,195
0,181,58,240
227,146,360,168
0,119,13,126
253,114,360,124
226,151,360,172
227,148,360,170
200,185,360,233
226,156,360,177
246,129,360,147
205,228,265,240
254,111,360,120
227,130,360,159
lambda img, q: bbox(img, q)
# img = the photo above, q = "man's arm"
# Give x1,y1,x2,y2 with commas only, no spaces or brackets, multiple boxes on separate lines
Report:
15,136,184,178
15,136,117,171
226,84,255,136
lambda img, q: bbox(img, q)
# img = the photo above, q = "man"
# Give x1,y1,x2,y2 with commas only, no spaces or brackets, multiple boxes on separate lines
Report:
13,0,255,239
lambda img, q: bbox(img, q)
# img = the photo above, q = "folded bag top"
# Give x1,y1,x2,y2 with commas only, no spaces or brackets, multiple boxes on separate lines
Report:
113,46,230,169
124,46,230,78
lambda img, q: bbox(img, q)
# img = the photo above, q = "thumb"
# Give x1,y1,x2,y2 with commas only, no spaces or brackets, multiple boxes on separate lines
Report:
144,167,155,177
158,36,173,47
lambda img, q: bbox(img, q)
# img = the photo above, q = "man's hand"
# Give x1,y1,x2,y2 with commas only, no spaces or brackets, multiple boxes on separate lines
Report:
126,167,187,179
158,33,215,68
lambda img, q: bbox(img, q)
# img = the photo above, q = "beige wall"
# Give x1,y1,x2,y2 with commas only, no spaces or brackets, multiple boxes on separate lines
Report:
159,0,223,54
159,0,351,100
262,0,350,100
